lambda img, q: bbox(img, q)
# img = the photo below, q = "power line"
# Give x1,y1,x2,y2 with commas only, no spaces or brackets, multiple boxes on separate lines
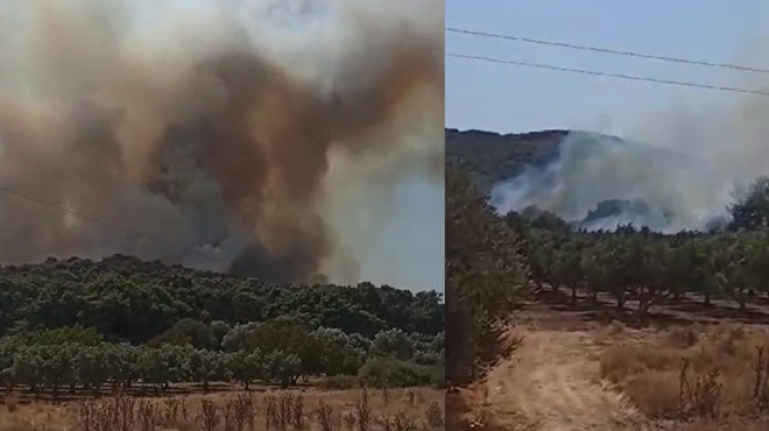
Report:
446,27,769,74
0,185,189,249
0,186,138,235
446,52,769,97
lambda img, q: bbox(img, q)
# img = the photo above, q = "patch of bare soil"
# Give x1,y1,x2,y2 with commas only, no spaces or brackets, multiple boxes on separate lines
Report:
470,328,652,431
463,318,769,431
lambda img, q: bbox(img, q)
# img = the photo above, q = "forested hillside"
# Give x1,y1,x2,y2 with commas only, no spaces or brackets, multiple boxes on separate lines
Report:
0,255,445,394
0,255,442,341
447,127,769,321
445,128,567,194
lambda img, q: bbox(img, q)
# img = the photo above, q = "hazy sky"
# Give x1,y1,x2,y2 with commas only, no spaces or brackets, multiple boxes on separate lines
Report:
446,0,769,134
363,176,444,292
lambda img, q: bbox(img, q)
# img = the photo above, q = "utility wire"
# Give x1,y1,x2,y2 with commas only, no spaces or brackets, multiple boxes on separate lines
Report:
0,186,137,235
446,52,769,97
0,185,193,257
446,27,769,74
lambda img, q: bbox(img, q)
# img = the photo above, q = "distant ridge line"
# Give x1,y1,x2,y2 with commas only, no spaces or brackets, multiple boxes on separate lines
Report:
445,128,627,144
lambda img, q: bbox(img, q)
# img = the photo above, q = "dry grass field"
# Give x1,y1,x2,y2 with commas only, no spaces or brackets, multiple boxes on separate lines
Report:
0,387,444,431
455,297,769,431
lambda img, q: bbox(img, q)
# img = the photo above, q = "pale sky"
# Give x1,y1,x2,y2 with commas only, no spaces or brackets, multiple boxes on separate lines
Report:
446,0,769,135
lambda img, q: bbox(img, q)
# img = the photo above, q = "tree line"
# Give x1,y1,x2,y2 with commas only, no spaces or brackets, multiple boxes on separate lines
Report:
0,255,443,343
505,177,769,317
0,322,444,398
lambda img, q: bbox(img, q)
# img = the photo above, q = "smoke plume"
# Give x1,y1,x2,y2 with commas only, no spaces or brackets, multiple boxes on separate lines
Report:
490,131,732,231
491,88,769,232
0,0,444,288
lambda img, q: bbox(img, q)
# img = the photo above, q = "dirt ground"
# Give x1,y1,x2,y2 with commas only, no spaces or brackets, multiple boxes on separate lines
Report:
0,386,444,431
521,289,769,330
457,294,769,431
1,381,314,405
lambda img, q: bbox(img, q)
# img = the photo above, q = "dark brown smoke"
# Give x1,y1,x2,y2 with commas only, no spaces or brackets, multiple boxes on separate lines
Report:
0,0,443,284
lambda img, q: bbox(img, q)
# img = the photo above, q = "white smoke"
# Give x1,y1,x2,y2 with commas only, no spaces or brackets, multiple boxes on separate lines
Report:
490,122,763,233
485,20,769,235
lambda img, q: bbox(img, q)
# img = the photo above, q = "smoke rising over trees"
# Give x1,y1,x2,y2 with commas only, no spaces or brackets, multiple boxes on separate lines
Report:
0,0,443,286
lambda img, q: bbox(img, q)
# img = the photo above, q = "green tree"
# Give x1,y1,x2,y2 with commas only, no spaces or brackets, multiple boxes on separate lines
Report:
370,329,415,360
12,346,46,399
185,349,224,392
226,349,263,390
264,351,302,388
446,168,531,385
148,318,216,350
75,344,111,397
729,177,769,231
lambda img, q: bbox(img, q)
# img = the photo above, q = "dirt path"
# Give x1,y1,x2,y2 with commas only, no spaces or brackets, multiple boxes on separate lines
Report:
478,329,653,431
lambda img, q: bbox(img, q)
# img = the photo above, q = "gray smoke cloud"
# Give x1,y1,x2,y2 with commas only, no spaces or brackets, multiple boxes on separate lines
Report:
0,0,444,289
490,87,769,232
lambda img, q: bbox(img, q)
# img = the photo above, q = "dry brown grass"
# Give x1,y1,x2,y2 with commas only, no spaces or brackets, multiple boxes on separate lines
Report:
446,389,531,431
451,280,769,431
0,387,443,431
598,323,769,430
454,323,769,431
